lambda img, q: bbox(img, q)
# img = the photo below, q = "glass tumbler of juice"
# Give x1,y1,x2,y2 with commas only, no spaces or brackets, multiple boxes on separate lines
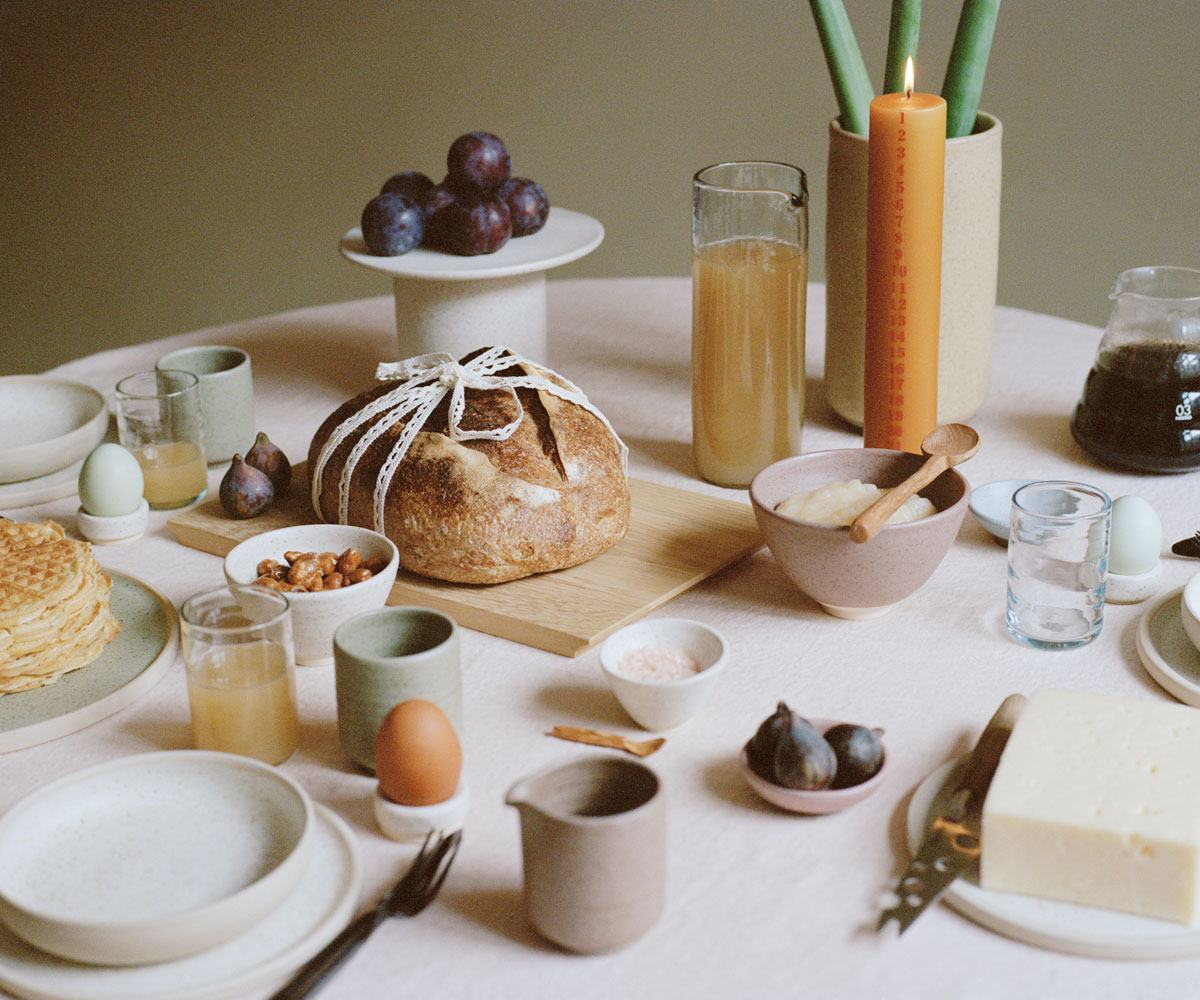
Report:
179,585,301,765
692,162,808,488
114,369,208,509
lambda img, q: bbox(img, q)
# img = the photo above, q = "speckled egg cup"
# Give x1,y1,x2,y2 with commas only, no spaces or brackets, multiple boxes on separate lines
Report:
374,779,469,841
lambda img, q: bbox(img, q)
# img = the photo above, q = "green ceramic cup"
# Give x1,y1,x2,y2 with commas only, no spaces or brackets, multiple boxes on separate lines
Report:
333,606,462,772
156,345,255,464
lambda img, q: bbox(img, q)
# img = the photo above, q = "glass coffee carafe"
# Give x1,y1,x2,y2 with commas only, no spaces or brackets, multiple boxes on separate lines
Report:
1071,265,1200,472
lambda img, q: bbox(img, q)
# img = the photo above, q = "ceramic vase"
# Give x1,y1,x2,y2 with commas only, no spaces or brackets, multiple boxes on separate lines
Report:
824,113,1002,428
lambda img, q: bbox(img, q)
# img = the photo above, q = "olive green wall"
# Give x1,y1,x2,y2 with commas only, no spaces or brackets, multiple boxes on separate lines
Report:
4,1,1198,374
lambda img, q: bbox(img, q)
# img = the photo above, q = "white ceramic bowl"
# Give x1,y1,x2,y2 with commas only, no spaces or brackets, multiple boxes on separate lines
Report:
224,524,399,666
0,751,314,966
0,377,108,484
1181,572,1200,653
739,718,889,815
598,618,728,731
374,779,469,841
968,479,1035,542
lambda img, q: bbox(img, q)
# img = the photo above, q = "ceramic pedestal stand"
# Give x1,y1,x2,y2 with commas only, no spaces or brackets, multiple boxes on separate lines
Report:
824,113,1002,428
340,207,604,364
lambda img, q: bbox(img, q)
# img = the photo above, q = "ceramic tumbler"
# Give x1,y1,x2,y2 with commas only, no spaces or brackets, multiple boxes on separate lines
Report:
506,756,666,953
824,113,1002,428
156,345,255,464
333,607,461,771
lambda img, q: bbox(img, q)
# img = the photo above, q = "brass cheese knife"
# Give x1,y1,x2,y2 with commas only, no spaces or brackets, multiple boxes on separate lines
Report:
877,693,1027,934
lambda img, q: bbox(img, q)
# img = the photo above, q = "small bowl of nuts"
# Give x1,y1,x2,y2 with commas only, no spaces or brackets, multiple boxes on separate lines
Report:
223,524,399,666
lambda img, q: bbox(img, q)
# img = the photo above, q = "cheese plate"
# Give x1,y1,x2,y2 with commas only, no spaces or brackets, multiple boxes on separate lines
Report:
168,466,763,657
907,757,1200,958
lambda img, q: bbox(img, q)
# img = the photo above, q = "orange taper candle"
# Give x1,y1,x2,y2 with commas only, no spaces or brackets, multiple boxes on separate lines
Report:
863,58,946,453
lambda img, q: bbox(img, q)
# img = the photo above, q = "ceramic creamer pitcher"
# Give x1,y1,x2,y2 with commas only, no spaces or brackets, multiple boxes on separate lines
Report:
506,755,666,953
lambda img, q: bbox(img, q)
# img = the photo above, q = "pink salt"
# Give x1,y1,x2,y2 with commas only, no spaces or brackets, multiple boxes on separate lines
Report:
616,646,701,682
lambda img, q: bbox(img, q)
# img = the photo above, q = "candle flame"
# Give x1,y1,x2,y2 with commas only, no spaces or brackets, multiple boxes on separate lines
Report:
904,57,914,99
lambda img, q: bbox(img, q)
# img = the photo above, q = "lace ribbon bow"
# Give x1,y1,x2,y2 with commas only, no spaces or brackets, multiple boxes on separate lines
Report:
310,346,629,533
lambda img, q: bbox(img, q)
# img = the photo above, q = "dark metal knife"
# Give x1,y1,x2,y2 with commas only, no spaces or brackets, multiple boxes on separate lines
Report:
877,693,1027,934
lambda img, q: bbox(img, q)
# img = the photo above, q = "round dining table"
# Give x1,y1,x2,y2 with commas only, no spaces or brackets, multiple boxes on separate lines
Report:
3,278,1199,999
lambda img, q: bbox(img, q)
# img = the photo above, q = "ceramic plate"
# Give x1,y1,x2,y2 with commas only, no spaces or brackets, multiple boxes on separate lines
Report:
0,804,362,1000
906,758,1200,958
1136,586,1200,706
0,377,107,484
340,207,604,281
0,571,177,753
0,460,87,511
967,479,1034,542
0,753,315,965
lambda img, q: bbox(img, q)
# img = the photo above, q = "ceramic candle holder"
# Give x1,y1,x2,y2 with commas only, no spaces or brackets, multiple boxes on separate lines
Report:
824,113,1002,429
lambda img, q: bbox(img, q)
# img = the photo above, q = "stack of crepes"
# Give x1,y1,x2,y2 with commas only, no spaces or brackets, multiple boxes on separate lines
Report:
0,521,120,694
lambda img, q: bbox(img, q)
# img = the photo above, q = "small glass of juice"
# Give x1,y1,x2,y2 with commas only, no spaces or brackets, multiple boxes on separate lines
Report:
114,369,208,509
179,585,301,765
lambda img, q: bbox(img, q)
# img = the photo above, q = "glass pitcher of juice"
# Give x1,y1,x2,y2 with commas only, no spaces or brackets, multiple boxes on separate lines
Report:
691,162,808,488
1071,266,1200,472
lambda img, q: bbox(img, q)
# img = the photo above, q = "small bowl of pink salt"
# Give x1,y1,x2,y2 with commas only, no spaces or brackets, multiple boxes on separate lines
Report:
598,618,728,731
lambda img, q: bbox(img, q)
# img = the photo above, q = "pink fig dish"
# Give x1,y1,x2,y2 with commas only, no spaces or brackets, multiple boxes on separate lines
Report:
740,717,888,815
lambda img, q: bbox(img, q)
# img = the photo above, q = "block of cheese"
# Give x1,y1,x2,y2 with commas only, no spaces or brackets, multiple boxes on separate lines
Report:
981,689,1200,924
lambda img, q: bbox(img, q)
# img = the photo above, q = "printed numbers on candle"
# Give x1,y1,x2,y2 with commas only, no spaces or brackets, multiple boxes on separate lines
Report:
885,114,910,434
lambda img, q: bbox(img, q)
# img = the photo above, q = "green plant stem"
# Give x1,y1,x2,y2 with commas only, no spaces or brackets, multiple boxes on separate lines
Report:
942,0,1001,137
809,0,874,135
884,0,921,94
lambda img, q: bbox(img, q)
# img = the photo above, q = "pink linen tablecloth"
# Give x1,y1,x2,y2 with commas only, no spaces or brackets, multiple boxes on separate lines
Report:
3,278,1199,998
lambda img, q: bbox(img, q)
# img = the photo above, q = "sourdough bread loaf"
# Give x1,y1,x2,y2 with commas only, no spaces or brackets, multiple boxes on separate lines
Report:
308,349,630,584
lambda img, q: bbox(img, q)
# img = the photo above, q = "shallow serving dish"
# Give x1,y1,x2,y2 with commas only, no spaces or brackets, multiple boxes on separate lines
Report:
224,523,399,666
0,751,314,966
0,377,107,484
968,478,1035,542
739,718,888,815
598,618,728,731
749,449,970,619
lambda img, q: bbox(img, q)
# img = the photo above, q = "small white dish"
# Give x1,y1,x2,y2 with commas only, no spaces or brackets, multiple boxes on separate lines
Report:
1107,564,1163,604
77,497,150,544
968,478,1035,542
0,751,314,966
374,779,469,841
224,524,399,666
0,377,107,484
0,804,362,1000
1137,585,1200,707
1182,572,1200,653
907,758,1200,958
739,719,888,815
598,618,727,731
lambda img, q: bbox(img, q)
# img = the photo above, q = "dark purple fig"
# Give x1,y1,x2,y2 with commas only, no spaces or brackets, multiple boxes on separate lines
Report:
499,177,549,237
446,131,511,192
244,431,291,494
824,724,884,788
745,701,837,790
219,454,274,519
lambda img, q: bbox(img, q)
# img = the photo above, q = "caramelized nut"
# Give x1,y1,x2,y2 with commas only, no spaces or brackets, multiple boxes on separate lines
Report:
336,548,362,575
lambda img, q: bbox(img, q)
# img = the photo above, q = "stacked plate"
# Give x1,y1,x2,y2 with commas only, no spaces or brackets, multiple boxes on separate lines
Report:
0,751,363,1000
0,377,109,508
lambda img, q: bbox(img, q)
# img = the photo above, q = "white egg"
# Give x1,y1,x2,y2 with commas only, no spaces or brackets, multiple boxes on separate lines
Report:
1108,495,1162,576
78,443,144,517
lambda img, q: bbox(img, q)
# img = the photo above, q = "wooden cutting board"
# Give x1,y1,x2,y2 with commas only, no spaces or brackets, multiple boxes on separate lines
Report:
168,468,763,657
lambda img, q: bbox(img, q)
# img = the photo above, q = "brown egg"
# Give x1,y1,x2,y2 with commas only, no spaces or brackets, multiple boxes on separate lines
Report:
374,699,461,806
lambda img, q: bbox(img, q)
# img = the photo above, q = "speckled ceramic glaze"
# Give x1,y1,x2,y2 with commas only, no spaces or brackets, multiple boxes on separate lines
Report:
507,756,666,954
0,752,313,966
749,449,970,618
223,524,399,666
156,345,255,463
824,114,1002,427
333,606,461,772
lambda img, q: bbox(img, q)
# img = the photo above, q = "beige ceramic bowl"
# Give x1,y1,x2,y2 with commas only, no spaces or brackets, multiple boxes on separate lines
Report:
224,524,399,665
749,448,970,619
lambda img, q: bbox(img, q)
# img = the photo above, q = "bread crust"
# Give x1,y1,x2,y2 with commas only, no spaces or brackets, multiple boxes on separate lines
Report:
308,354,630,584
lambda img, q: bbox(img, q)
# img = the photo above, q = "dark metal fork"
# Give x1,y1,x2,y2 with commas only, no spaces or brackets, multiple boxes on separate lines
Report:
270,828,462,1000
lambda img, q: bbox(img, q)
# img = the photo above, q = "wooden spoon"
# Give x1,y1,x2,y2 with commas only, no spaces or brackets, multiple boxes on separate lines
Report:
849,423,980,544
547,725,666,757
